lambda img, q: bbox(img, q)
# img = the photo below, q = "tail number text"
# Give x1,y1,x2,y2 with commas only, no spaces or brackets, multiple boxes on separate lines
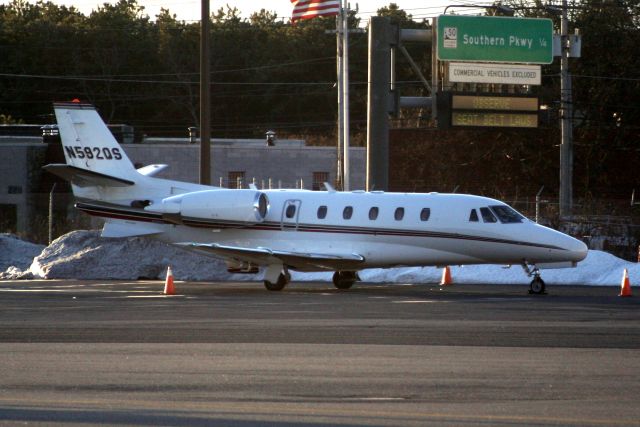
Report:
64,146,122,160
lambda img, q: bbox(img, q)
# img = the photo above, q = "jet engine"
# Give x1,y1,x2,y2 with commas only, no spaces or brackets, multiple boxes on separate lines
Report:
146,189,269,223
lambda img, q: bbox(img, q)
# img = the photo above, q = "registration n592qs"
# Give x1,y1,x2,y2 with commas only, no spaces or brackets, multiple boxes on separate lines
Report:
44,101,587,294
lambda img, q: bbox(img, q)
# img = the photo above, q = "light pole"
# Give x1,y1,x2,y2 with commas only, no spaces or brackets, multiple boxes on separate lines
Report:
199,0,211,185
558,0,573,219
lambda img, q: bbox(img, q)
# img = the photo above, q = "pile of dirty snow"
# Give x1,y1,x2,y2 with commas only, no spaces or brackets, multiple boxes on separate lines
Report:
4,230,241,281
0,234,45,279
1,230,638,286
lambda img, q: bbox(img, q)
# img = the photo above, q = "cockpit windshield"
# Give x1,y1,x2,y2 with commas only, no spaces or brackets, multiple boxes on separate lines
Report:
489,205,525,223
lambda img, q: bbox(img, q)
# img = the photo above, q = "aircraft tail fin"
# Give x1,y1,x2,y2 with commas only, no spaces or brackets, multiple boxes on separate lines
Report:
47,101,143,201
52,101,139,184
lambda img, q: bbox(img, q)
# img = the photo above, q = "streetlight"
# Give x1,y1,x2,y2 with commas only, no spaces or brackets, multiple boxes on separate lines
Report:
265,130,276,147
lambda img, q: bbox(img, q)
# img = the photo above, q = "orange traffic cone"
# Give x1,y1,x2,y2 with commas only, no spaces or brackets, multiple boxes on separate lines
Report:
164,266,175,295
440,266,453,286
619,268,632,297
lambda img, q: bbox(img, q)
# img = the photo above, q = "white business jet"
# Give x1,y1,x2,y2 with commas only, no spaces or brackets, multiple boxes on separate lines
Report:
44,101,587,293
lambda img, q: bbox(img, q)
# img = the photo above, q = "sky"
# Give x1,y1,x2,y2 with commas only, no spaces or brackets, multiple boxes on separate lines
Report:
1,0,488,22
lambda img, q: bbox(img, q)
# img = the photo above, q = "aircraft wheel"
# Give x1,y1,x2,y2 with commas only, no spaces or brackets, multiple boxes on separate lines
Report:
529,277,546,295
264,273,288,291
333,271,356,290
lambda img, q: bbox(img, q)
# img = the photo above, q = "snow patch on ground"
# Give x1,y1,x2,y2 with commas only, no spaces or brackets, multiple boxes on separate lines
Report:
291,250,634,286
0,230,637,286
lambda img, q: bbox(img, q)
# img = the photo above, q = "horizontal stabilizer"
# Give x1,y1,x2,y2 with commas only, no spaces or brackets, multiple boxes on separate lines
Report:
177,242,365,271
136,164,168,177
102,220,164,238
43,164,135,187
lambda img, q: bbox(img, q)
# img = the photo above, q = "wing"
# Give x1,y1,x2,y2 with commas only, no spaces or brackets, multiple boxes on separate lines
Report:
176,242,365,271
101,220,164,238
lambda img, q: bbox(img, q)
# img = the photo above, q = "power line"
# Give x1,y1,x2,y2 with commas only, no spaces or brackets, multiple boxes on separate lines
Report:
572,74,640,82
0,72,336,86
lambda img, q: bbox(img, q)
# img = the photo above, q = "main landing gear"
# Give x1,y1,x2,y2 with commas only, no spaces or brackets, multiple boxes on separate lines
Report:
264,268,291,291
522,263,546,295
263,266,360,291
332,271,359,289
265,264,545,293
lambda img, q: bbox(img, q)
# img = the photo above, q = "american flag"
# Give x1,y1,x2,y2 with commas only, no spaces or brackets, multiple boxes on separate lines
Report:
290,0,341,22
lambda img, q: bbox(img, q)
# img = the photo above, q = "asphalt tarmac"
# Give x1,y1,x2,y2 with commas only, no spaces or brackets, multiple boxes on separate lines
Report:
0,279,639,426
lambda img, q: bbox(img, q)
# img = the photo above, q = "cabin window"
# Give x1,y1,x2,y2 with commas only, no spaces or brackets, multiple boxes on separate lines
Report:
469,209,479,222
420,208,431,221
394,207,405,221
343,206,353,220
285,204,297,219
489,205,524,223
369,207,379,220
479,207,497,223
317,205,328,219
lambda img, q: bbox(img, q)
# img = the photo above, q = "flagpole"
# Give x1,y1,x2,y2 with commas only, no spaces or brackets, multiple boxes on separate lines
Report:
336,6,344,191
342,1,350,191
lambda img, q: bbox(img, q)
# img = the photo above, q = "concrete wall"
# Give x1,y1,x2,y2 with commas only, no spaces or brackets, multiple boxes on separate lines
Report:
0,140,45,233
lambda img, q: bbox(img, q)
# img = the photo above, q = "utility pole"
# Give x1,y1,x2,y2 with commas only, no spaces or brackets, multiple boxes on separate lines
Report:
336,7,344,191
199,0,211,185
559,0,573,218
342,1,351,191
333,3,362,191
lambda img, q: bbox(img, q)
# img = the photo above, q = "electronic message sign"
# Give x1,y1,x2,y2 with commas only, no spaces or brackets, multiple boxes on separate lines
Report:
438,93,540,129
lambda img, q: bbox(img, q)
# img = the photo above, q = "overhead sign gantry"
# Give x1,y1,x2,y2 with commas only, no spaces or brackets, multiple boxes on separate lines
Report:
365,13,555,189
434,14,553,130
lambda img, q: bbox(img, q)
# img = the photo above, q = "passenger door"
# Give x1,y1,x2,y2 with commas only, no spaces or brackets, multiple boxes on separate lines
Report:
281,199,301,231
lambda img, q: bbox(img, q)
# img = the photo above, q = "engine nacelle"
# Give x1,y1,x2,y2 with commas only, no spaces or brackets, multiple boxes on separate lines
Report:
147,189,269,223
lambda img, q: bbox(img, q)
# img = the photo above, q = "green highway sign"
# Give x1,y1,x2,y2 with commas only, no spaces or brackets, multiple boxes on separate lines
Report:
437,15,553,64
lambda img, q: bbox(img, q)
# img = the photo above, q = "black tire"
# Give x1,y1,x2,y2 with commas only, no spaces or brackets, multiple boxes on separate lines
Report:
264,273,288,291
334,281,354,290
333,271,356,290
529,277,546,295
264,280,286,291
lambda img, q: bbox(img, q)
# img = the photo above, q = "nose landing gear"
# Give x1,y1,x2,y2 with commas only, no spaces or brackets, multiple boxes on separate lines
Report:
522,263,547,295
529,275,546,295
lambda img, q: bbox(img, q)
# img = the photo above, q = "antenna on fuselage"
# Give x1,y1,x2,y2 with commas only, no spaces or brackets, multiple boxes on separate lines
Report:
323,182,336,193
